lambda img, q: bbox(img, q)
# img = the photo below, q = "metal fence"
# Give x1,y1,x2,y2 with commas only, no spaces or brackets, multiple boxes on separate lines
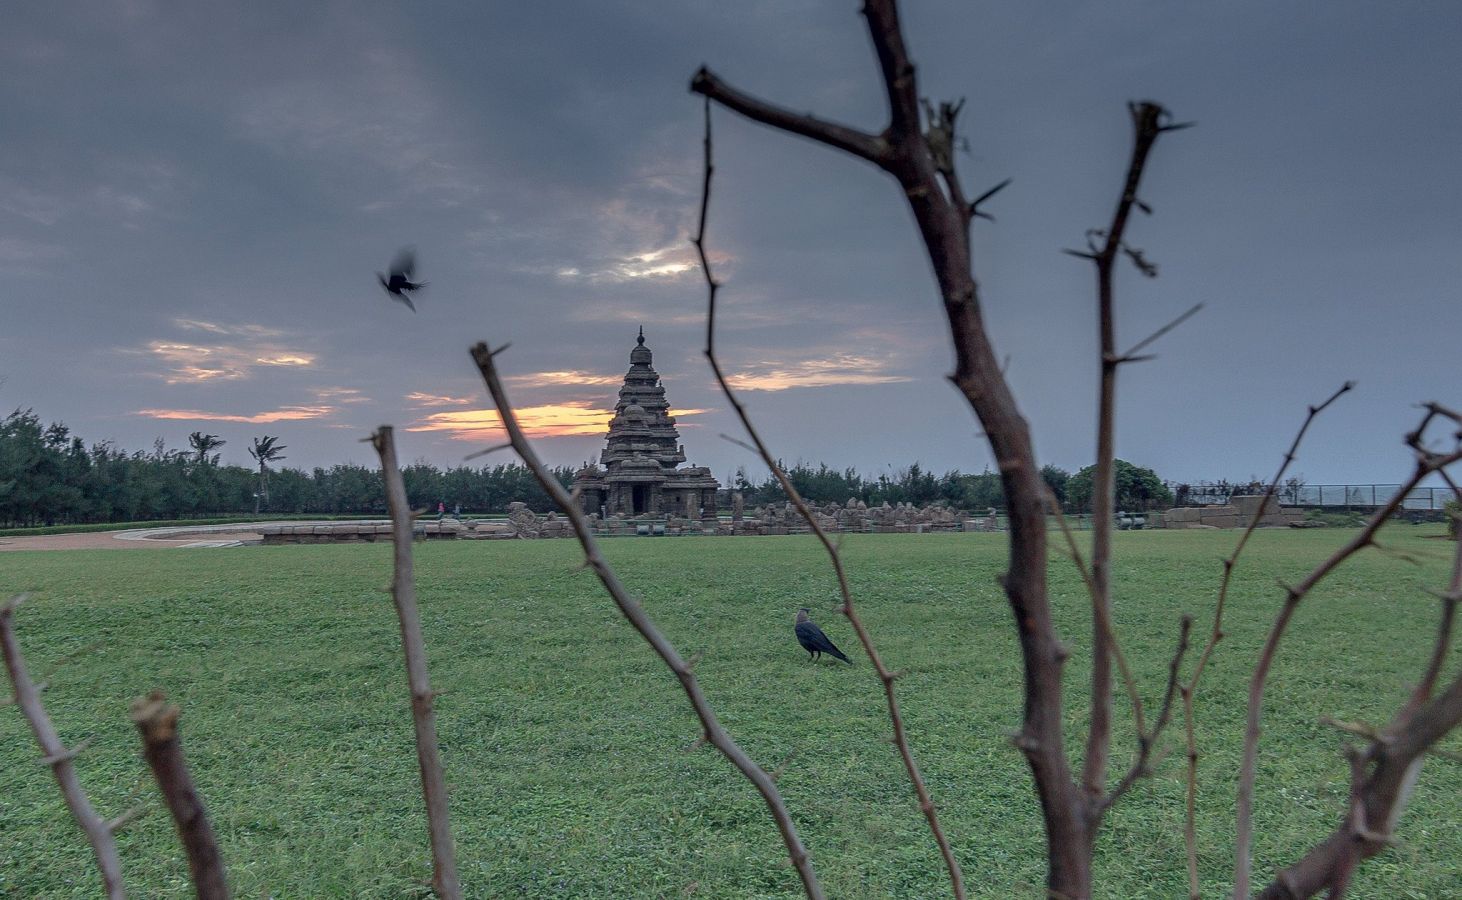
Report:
1287,484,1451,510
1177,484,1452,511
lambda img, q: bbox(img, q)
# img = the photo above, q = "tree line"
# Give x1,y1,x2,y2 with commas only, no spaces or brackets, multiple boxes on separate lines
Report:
0,409,573,527
0,408,1175,527
735,458,1171,513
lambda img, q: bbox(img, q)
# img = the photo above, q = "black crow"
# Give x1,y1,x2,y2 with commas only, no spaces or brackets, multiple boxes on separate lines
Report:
378,247,427,312
794,607,851,664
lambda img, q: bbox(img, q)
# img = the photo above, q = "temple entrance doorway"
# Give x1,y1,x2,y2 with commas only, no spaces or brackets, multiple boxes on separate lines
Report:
632,484,649,514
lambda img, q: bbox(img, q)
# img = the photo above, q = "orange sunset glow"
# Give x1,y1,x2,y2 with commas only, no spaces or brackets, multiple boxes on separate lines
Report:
407,404,709,441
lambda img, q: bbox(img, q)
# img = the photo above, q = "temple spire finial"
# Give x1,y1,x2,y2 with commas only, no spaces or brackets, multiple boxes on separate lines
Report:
637,326,645,345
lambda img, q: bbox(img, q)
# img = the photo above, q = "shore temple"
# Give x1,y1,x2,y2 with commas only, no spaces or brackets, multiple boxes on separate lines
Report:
572,329,720,518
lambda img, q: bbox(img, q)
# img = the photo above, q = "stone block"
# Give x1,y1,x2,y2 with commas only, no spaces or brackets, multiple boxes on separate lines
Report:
1202,516,1240,528
1231,495,1280,518
1199,505,1238,519
1166,507,1200,523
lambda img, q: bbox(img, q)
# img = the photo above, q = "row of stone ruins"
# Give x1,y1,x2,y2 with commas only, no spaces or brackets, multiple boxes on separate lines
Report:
470,499,995,539
257,499,1000,544
257,496,1310,544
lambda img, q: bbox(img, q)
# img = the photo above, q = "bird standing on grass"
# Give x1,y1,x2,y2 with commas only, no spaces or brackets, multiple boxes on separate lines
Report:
794,608,851,664
378,247,427,312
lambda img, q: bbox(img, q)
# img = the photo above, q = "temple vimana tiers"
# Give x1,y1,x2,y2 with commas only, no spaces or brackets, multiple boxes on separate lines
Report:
572,329,721,518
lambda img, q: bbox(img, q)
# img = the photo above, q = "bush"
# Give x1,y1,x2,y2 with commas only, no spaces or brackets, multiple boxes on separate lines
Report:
1066,459,1173,512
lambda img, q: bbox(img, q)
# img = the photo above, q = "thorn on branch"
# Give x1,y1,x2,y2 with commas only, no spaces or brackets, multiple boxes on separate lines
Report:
106,804,150,833
1119,303,1204,361
463,442,512,461
1122,243,1159,278
39,735,95,767
718,433,760,455
968,177,1012,221
1320,716,1393,747
770,750,798,782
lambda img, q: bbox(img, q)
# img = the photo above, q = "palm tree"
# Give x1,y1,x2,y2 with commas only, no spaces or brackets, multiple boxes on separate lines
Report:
248,435,287,514
188,431,226,466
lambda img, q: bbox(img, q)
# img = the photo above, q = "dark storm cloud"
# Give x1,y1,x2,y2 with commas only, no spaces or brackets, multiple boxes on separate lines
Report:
2,1,1458,486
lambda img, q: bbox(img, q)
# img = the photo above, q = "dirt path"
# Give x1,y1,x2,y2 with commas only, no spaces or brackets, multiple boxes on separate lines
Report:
0,530,263,551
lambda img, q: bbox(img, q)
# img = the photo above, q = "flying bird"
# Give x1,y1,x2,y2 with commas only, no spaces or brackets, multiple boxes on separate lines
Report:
378,247,427,312
794,608,851,664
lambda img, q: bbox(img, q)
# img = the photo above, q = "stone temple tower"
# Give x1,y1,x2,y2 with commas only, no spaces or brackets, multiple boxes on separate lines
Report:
572,329,719,518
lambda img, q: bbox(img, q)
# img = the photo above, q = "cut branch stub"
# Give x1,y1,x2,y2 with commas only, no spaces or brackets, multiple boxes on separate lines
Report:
370,425,463,900
131,691,229,900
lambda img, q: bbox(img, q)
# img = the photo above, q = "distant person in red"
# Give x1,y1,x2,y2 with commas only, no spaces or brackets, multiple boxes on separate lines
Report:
437,501,445,520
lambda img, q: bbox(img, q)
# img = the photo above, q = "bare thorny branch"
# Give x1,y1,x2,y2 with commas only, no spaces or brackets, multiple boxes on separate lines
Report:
370,426,463,900
467,343,826,900
2,594,127,900
694,96,966,900
695,3,1462,896
1175,381,1352,898
1238,404,1462,898
1062,98,1192,817
694,1,1189,894
1046,491,1189,811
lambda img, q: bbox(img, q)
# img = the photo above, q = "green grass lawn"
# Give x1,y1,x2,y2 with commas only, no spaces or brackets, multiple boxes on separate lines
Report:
2,529,1458,898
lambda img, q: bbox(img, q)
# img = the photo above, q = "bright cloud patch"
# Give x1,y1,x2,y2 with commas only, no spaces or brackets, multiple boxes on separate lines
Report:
135,320,315,384
173,319,284,338
724,355,911,392
555,244,719,285
313,387,370,403
408,403,710,441
136,405,334,424
506,370,621,387
408,403,613,440
144,341,317,383
406,391,476,407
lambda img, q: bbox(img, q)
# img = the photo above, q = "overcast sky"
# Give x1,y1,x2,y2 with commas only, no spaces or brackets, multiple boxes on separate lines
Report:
3,1,1459,487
